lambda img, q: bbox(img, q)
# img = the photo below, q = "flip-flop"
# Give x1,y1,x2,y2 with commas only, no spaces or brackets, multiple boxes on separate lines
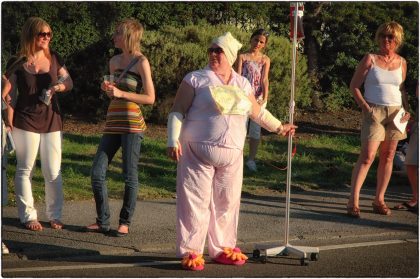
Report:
115,225,129,237
85,223,110,233
50,219,64,230
24,220,43,231
393,202,418,211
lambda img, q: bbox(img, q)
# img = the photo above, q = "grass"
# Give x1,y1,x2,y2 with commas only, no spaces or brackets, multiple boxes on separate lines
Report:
4,130,386,204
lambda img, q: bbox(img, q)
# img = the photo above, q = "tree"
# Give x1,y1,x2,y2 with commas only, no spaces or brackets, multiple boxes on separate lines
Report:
300,2,418,110
1,2,418,116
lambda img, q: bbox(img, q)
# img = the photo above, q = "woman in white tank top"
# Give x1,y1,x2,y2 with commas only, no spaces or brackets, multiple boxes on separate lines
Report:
347,21,411,218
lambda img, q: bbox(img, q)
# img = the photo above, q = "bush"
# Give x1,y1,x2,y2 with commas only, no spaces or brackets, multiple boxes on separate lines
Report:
143,23,312,123
264,36,312,119
1,3,311,123
324,81,354,112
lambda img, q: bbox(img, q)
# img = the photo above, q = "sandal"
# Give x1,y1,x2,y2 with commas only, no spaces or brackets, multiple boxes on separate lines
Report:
24,220,43,231
346,206,361,218
394,201,418,211
181,252,205,271
50,219,64,230
85,223,110,233
213,247,248,265
372,202,391,215
115,224,129,237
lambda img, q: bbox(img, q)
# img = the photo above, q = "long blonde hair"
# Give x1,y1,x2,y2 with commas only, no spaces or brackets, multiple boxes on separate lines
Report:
18,17,52,59
115,19,144,54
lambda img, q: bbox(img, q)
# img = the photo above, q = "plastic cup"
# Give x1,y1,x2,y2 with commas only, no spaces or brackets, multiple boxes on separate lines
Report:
103,74,114,83
103,75,114,92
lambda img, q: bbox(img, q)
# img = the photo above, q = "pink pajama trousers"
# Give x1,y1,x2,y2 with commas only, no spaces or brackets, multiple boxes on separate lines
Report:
176,142,243,258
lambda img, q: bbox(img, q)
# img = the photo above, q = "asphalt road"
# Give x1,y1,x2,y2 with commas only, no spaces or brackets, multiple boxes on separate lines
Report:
1,181,418,277
2,240,418,277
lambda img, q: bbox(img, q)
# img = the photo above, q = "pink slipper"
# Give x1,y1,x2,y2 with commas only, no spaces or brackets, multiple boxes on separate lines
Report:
181,252,205,271
213,247,248,265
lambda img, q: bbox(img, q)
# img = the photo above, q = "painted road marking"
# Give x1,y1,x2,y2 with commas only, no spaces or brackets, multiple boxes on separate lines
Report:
3,238,418,273
3,261,180,273
319,239,417,251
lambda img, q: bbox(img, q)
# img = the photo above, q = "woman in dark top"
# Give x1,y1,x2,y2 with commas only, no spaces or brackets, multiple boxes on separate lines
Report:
2,17,73,231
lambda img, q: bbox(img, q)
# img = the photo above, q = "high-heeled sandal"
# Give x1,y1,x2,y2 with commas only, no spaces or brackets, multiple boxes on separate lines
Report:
346,206,361,218
372,202,391,216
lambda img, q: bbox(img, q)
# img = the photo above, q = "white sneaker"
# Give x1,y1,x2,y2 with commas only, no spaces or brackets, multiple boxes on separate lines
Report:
2,242,9,255
246,160,257,172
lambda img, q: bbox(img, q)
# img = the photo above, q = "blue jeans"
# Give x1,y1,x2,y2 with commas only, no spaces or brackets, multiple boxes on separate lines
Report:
91,133,143,229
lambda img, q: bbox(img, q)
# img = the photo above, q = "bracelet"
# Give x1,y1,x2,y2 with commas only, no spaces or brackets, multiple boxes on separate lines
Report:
276,124,284,134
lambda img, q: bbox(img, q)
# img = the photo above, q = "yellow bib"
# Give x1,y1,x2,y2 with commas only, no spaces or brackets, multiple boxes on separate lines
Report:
210,85,252,116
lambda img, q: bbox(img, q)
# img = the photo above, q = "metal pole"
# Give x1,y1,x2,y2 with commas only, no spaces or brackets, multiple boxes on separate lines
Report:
284,1,299,246
254,3,318,264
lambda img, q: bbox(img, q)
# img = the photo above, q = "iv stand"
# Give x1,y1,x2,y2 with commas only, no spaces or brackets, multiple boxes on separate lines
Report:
253,2,319,266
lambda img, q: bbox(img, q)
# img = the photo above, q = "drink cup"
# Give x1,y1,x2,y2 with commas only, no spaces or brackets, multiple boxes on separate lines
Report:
103,75,114,92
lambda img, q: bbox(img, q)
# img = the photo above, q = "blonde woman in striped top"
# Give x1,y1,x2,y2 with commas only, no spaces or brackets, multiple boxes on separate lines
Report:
86,18,155,236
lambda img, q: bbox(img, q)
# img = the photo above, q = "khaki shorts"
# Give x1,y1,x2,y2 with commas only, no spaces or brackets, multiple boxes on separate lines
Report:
405,122,418,166
361,104,407,141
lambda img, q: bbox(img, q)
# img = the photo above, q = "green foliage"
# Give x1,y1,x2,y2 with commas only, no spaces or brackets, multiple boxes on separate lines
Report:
142,24,311,122
1,2,418,117
264,37,311,119
310,2,418,107
324,82,354,112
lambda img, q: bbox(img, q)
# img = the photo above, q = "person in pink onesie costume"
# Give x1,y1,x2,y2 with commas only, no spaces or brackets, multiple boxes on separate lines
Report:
166,32,297,271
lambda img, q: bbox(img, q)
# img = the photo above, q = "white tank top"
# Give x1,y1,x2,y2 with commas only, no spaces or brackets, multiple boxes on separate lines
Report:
364,54,403,106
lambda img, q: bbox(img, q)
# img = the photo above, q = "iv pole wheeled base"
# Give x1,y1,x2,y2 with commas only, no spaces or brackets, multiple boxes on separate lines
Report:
253,242,319,266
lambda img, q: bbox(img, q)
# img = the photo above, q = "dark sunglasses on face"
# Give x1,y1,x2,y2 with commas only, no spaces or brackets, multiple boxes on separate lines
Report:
38,32,52,39
208,47,224,54
380,33,394,40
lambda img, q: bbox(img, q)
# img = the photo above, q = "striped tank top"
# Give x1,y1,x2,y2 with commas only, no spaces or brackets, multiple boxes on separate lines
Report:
104,69,146,134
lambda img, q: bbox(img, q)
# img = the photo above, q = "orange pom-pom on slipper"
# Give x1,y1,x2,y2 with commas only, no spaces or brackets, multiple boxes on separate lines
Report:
181,252,205,271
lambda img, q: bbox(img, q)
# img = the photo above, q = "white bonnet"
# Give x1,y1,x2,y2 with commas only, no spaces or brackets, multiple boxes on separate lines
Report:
211,32,243,66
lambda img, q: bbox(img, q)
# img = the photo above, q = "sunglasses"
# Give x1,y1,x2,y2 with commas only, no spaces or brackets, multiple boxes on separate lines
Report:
38,32,52,39
114,29,123,36
207,47,224,54
380,33,394,40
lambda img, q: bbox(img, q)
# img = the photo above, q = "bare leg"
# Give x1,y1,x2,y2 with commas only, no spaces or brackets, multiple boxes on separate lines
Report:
248,138,259,162
348,140,381,208
374,140,398,205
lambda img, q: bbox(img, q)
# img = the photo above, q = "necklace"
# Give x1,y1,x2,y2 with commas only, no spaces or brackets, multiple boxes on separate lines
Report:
28,54,43,66
28,57,37,66
379,54,396,64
